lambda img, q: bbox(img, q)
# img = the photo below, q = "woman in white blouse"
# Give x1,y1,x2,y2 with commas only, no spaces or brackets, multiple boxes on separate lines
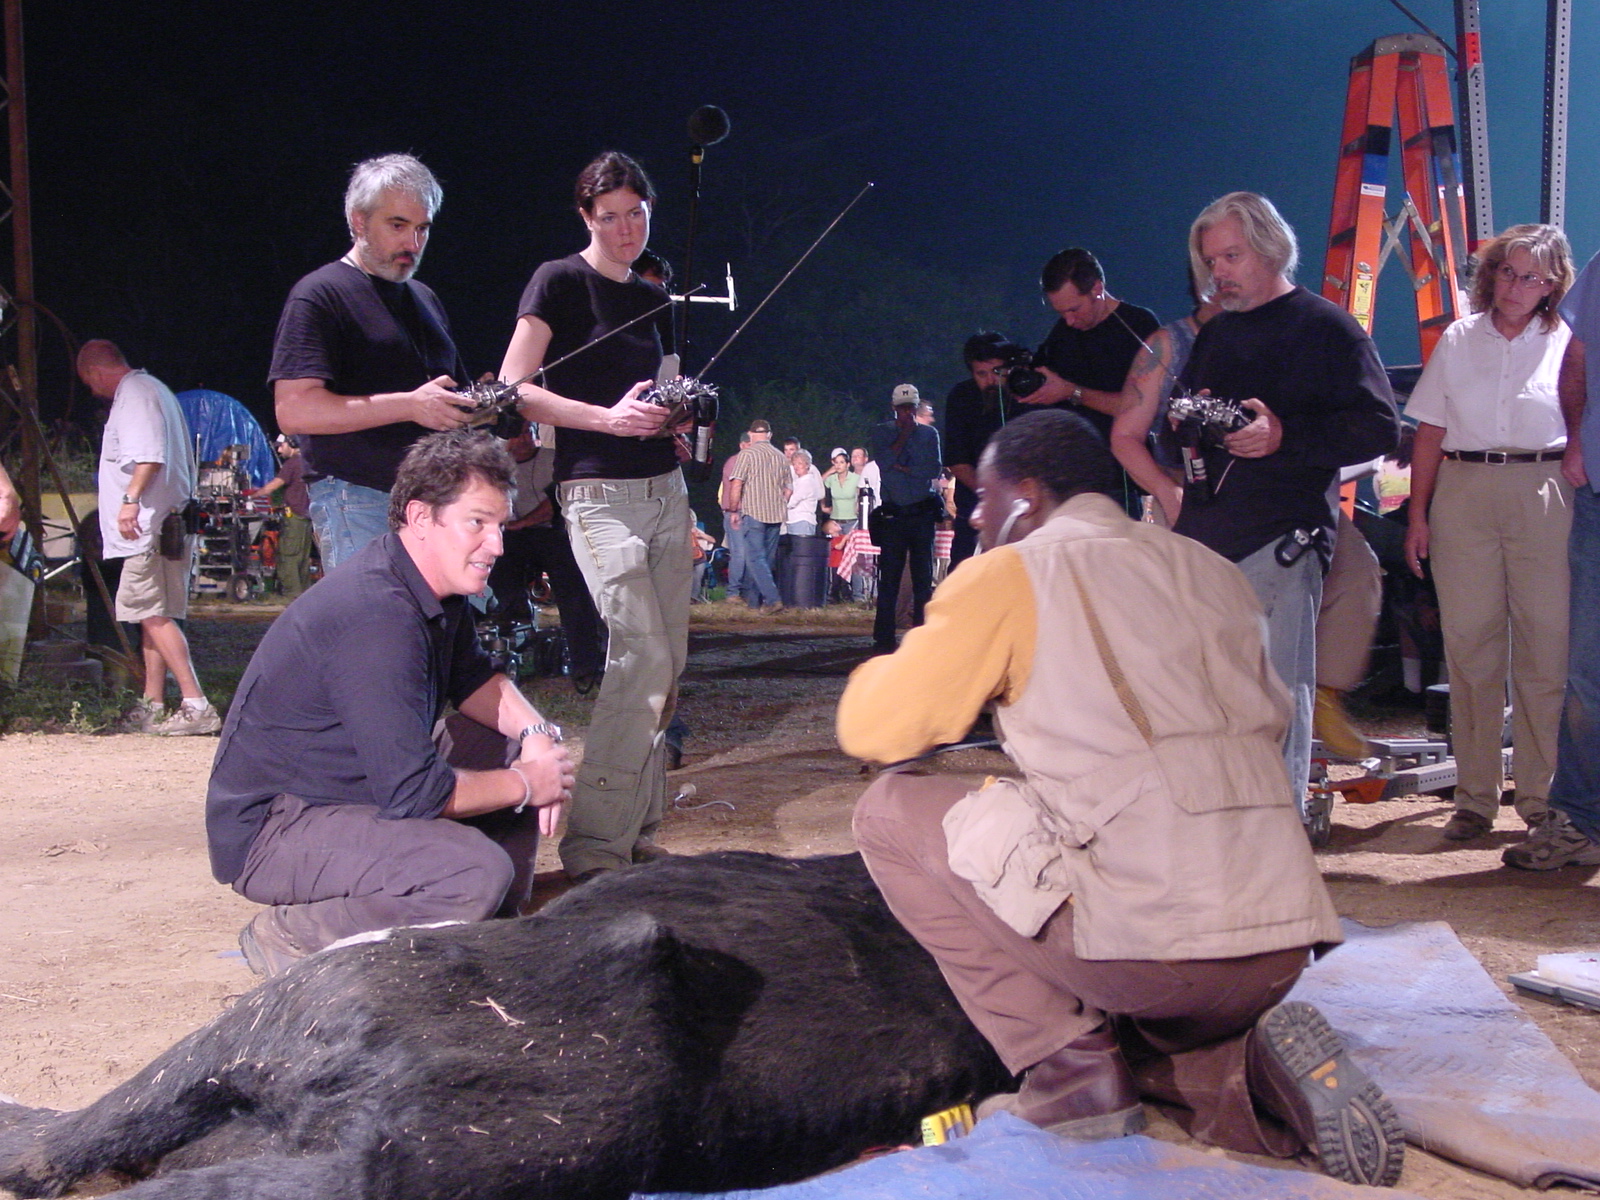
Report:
784,449,826,536
1404,224,1576,843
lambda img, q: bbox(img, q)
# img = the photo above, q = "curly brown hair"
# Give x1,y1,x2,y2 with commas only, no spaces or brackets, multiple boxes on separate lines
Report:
1469,223,1574,332
387,429,515,531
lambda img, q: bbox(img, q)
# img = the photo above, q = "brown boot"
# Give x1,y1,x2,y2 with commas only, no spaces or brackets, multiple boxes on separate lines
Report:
1246,1001,1404,1186
975,1023,1145,1141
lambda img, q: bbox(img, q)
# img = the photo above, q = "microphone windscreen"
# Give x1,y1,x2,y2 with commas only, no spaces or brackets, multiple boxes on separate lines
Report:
688,105,730,147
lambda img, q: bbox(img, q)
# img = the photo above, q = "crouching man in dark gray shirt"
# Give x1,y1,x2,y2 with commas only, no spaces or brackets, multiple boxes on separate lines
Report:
207,430,574,976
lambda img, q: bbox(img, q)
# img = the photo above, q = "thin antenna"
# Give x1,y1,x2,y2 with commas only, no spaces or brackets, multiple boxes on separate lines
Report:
698,182,874,380
504,286,704,388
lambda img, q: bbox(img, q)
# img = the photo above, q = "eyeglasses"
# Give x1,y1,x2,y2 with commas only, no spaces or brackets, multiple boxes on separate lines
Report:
1496,264,1553,289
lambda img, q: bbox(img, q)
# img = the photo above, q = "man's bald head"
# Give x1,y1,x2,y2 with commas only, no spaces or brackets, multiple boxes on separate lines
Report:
77,339,132,399
77,339,127,374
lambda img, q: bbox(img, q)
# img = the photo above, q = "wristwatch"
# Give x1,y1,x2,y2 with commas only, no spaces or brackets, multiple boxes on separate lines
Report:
519,722,563,744
121,493,138,505
1069,384,1084,404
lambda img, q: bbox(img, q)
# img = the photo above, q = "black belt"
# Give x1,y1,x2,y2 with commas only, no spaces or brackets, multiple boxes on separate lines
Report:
1444,449,1563,464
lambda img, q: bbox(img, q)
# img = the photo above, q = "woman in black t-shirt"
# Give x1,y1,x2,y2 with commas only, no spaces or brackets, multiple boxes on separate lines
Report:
499,151,690,883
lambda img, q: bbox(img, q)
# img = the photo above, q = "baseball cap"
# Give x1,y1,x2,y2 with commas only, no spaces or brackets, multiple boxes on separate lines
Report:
830,446,847,459
891,383,920,406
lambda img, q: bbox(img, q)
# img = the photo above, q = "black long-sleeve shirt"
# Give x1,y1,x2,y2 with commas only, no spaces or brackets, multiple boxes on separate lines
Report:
205,532,497,884
1174,287,1399,561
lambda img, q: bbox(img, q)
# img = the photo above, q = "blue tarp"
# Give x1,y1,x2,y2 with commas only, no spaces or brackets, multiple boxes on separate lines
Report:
640,1114,1415,1200
174,389,276,487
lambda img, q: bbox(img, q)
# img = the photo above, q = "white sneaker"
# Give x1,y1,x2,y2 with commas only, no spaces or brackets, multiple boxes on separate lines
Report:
128,698,165,733
153,701,222,737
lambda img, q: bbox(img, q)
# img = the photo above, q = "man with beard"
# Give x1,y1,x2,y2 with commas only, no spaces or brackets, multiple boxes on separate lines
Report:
271,154,474,571
943,331,1023,568
1173,192,1398,823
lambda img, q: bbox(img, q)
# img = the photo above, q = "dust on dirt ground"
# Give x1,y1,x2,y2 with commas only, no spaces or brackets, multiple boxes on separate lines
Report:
2,600,1598,1200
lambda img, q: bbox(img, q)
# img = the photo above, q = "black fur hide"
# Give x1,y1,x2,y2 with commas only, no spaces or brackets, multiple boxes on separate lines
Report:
0,852,1010,1200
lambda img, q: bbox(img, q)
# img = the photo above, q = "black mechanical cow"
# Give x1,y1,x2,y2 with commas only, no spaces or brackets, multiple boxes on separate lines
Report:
0,852,1011,1199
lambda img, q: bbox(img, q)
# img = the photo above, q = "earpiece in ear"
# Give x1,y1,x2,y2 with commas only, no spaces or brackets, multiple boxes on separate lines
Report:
1010,499,1031,515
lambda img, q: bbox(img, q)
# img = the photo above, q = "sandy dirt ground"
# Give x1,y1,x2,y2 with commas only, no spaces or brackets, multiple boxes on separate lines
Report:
2,609,1599,1198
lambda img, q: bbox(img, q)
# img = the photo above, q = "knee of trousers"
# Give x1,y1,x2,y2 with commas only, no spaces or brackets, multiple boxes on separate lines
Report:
425,829,516,922
853,773,972,861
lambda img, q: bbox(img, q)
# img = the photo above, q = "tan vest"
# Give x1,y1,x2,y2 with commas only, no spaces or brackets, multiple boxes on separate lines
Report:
943,494,1342,961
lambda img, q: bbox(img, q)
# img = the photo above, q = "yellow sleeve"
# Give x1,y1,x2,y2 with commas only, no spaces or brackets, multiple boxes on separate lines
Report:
837,548,1035,763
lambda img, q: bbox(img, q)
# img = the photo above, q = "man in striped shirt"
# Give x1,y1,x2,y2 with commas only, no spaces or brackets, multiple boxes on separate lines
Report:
725,418,791,613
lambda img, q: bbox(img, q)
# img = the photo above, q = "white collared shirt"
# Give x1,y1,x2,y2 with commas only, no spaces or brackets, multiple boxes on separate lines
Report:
1405,311,1571,452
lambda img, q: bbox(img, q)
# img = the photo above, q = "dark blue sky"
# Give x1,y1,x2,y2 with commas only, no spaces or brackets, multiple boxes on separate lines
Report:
24,0,1598,415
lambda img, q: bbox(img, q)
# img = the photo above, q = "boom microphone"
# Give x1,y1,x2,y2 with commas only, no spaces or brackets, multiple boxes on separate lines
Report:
688,105,731,147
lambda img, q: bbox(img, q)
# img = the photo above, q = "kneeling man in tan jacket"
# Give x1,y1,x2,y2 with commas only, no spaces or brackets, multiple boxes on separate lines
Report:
840,409,1402,1188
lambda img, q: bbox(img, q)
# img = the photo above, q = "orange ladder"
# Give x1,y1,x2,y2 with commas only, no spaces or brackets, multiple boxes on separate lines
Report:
1322,33,1473,364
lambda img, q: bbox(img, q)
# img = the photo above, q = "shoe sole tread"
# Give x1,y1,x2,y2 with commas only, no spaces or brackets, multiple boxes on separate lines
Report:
1258,1002,1404,1187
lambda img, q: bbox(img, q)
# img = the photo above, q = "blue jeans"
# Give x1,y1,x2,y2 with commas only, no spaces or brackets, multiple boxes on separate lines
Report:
1552,486,1600,842
1235,539,1322,819
308,477,390,573
723,512,747,600
737,518,782,607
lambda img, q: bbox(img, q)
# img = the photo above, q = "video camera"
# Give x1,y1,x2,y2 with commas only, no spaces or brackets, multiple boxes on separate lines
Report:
1166,391,1253,505
453,380,525,439
1167,391,1253,447
995,344,1047,400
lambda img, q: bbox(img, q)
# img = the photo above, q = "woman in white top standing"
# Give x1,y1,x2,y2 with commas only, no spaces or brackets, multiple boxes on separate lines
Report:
784,449,825,536
1404,224,1576,843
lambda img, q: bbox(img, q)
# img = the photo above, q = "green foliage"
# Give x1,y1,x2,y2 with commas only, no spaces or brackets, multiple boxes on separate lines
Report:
0,675,142,735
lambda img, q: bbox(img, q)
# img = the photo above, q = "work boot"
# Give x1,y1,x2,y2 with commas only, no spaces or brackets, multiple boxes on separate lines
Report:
1313,686,1367,760
238,908,307,978
1247,1001,1404,1187
1440,809,1493,842
975,1023,1145,1141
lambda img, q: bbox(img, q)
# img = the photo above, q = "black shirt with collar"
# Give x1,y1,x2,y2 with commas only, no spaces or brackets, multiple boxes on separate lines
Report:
205,531,497,884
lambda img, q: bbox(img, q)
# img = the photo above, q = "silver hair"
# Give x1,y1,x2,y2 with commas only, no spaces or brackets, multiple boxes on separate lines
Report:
793,449,813,467
1188,191,1298,294
344,154,443,236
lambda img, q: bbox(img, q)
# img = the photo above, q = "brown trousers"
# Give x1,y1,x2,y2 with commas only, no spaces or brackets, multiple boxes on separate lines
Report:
853,771,1309,1156
233,714,540,956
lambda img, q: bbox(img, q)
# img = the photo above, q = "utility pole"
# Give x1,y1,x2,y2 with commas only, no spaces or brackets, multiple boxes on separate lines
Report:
1,0,39,547
1542,0,1571,229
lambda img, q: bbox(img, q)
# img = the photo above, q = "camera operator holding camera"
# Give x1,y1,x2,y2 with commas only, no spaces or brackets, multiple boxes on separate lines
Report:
1172,193,1397,825
1016,248,1158,517
497,150,681,883
943,331,1024,568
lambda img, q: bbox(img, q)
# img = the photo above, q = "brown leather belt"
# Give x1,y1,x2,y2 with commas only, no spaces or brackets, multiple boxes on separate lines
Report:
1443,449,1563,464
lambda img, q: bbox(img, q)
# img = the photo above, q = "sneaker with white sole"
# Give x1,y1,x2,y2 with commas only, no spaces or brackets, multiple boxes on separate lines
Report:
1502,810,1600,871
153,701,223,737
127,698,166,733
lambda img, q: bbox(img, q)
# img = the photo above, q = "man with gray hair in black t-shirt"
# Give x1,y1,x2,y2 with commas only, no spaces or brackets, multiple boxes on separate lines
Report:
270,153,475,571
1173,191,1398,825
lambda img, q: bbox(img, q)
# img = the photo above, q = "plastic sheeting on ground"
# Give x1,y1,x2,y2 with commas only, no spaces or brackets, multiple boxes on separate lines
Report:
1292,918,1600,1190
174,389,276,486
639,1112,1420,1200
